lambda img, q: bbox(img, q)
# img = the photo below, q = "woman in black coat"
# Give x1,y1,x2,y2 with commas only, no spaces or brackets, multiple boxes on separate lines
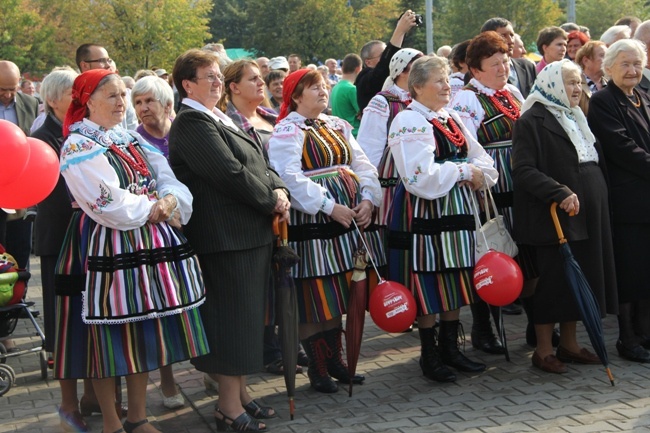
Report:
169,49,290,432
588,39,650,363
513,59,617,374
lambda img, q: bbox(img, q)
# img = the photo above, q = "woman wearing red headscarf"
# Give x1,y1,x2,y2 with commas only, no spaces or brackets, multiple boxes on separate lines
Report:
55,69,208,433
268,69,382,394
566,31,590,62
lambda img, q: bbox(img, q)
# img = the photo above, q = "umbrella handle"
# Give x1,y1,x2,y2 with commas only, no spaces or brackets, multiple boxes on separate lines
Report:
550,203,568,245
352,220,383,281
272,214,289,246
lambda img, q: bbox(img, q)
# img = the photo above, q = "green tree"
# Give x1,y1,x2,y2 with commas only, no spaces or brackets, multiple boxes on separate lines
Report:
246,0,360,61
91,0,212,74
0,0,66,75
209,0,249,47
576,0,648,39
242,0,400,61
439,0,563,50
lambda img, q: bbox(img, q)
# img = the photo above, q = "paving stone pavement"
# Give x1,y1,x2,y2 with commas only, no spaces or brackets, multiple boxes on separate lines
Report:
2,256,650,432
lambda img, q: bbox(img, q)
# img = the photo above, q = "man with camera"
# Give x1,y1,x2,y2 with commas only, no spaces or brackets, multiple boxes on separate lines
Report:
355,10,419,112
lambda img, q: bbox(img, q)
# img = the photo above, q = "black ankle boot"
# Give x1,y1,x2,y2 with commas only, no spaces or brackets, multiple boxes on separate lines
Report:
301,333,338,393
322,327,365,384
470,302,505,355
438,320,486,373
418,327,456,382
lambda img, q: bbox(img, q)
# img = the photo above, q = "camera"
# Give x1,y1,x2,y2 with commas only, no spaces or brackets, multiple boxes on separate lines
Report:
414,14,423,26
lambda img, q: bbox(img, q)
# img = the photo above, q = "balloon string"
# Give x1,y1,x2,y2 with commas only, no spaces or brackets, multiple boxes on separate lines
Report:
352,219,382,281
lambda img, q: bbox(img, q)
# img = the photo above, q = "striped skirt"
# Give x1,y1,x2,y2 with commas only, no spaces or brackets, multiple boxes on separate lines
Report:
387,183,478,316
53,210,209,378
376,146,399,228
53,293,209,379
289,166,385,323
482,141,513,228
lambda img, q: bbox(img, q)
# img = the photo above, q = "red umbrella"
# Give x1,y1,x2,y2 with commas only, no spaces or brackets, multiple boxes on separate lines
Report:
346,229,368,397
347,221,386,396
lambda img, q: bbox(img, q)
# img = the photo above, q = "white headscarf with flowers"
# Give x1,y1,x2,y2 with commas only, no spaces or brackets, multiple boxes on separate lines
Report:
382,48,423,91
522,59,596,152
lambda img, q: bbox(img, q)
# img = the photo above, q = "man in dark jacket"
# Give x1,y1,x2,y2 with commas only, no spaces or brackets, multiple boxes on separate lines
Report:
355,10,418,112
481,17,537,98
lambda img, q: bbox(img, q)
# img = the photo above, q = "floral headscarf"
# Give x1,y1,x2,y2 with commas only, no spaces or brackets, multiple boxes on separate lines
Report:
521,59,596,148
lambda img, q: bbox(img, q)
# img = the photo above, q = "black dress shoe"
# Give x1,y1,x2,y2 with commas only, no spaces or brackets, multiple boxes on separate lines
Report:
616,340,650,363
638,335,650,350
471,331,506,355
419,356,456,382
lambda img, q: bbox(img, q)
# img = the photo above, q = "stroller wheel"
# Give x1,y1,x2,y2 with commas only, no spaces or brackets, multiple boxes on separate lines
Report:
39,350,48,380
0,364,14,396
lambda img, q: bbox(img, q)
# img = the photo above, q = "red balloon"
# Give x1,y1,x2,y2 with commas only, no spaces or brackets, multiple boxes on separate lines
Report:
369,280,417,333
0,119,30,186
473,251,523,306
0,137,59,208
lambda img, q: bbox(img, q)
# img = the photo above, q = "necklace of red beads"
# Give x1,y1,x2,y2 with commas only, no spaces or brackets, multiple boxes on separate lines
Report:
109,143,151,177
430,117,467,148
489,90,520,121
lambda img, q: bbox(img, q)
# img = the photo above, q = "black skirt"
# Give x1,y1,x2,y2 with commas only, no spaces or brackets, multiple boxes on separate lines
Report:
532,163,618,323
191,243,273,375
613,223,650,303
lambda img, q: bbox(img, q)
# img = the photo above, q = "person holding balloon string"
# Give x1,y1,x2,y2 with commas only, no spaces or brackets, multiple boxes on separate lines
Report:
268,69,383,394
386,55,498,383
512,59,617,374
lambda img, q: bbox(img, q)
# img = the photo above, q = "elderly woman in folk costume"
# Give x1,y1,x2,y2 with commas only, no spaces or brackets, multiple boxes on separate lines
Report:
387,55,498,382
356,48,422,287
451,31,539,353
55,69,208,433
268,69,382,394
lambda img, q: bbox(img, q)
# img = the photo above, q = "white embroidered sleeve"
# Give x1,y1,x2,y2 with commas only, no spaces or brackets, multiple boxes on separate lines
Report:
451,112,499,188
388,111,462,200
347,133,381,207
357,94,390,168
60,135,155,230
449,90,485,141
137,136,194,224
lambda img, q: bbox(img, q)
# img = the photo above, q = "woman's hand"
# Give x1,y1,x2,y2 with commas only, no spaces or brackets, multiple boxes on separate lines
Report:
353,200,374,228
459,164,485,191
167,212,182,229
559,193,580,215
330,204,357,228
149,194,178,224
274,188,291,214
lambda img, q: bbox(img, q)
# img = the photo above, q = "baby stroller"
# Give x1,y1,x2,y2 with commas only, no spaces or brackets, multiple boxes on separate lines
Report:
0,243,46,397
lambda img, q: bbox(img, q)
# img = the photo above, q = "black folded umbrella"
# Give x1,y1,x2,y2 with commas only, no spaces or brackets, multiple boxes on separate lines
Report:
550,203,614,386
272,216,300,419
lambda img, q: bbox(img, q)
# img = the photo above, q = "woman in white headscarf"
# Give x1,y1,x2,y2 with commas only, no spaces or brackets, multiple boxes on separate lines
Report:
512,59,617,374
356,48,422,283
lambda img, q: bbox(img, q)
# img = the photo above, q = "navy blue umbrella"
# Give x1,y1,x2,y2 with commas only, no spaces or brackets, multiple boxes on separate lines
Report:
550,203,614,386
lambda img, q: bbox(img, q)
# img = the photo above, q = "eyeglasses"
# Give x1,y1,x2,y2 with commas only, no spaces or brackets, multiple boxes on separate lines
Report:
84,58,113,66
195,74,224,83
